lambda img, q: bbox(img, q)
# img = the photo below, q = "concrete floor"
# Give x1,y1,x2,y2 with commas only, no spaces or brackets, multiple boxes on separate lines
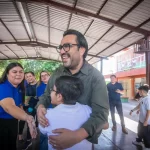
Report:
18,100,142,150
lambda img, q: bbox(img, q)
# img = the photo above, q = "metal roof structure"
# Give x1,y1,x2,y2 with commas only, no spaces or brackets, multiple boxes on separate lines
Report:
0,0,150,65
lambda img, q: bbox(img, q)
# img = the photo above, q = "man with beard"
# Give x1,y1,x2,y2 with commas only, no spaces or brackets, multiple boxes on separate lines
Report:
36,29,109,150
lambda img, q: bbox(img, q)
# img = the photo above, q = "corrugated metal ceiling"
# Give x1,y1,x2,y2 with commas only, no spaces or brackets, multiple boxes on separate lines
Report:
0,0,149,65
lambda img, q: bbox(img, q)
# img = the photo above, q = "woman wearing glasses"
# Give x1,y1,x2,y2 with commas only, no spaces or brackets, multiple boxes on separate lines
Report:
0,62,37,150
37,71,52,150
37,71,50,98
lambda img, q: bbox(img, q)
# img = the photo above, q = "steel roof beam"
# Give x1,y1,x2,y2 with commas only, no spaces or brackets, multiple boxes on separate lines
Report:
88,0,146,61
67,0,78,30
21,2,37,41
84,0,108,35
97,0,109,15
0,18,17,42
21,46,29,57
47,6,50,45
16,0,150,36
0,51,9,59
117,0,144,22
13,0,31,41
5,45,19,58
0,41,56,48
0,56,62,62
0,41,103,58
97,18,150,55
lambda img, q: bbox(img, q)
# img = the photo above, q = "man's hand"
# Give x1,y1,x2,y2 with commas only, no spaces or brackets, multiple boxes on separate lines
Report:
116,89,121,94
49,128,88,149
144,121,148,126
37,104,49,127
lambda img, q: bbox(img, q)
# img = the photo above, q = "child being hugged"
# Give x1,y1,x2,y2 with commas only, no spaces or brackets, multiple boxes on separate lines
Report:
39,76,92,150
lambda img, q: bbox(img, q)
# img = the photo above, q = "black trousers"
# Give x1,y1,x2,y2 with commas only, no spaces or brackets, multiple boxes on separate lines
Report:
0,118,18,150
18,106,27,135
19,120,25,134
136,121,150,148
109,101,125,127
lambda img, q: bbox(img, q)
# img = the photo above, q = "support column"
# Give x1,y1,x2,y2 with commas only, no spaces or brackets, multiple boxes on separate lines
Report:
131,77,135,99
100,58,103,74
145,52,150,86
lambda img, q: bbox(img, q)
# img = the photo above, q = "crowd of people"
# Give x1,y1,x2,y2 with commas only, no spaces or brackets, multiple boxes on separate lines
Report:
0,29,149,150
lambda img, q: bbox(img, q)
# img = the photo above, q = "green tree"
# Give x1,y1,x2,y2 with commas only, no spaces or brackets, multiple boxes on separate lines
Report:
0,59,62,79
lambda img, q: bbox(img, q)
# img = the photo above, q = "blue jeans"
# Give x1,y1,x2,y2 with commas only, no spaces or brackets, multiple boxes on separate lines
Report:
40,132,48,150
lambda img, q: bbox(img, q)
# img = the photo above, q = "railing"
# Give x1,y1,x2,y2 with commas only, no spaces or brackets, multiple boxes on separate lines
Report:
117,54,145,72
134,39,150,53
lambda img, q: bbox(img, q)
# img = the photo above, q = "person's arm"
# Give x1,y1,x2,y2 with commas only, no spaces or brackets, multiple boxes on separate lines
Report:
81,74,109,142
144,99,150,126
116,83,124,95
38,112,51,135
129,104,140,115
116,89,124,95
144,110,150,126
0,97,37,138
1,97,31,121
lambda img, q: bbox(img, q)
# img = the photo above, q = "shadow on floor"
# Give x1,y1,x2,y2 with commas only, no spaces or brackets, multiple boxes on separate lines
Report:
17,116,142,150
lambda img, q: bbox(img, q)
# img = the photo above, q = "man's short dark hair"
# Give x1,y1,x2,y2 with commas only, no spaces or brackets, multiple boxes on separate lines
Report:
55,76,84,105
63,29,88,59
138,86,149,93
110,75,116,78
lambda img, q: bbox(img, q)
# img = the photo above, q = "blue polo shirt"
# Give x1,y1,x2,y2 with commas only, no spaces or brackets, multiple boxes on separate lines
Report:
0,80,22,119
24,80,28,88
36,82,53,108
107,82,123,103
36,82,46,98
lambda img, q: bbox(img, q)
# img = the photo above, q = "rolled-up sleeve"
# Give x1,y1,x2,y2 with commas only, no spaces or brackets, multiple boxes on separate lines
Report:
81,73,109,143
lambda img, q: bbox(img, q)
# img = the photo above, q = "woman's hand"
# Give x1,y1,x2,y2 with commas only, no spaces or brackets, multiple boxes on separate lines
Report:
26,115,37,139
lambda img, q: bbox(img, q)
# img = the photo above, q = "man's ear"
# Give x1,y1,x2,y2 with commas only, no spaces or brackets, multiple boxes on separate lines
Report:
56,93,63,103
79,47,85,57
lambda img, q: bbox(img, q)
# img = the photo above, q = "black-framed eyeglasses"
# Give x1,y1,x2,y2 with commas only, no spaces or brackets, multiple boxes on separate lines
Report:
50,88,57,93
56,43,80,53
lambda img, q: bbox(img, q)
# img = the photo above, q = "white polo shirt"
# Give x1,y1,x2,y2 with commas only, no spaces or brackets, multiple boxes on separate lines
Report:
139,95,150,125
39,102,92,150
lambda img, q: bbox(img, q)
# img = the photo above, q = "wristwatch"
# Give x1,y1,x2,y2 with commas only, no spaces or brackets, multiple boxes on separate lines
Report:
131,110,133,112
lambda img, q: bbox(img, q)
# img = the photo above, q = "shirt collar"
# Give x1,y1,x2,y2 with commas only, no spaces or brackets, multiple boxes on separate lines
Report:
5,79,19,89
63,60,89,76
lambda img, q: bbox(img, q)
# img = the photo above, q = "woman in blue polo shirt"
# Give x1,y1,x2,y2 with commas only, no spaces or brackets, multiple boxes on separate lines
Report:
37,71,52,150
0,62,37,150
37,71,50,98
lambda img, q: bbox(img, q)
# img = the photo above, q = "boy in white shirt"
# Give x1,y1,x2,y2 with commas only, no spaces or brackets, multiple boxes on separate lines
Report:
130,86,150,150
39,76,92,150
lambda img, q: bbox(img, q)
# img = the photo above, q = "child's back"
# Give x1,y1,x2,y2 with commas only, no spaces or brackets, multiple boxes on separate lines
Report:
39,102,92,150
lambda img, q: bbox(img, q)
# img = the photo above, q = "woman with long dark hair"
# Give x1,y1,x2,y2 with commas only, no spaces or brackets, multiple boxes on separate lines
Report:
0,62,37,150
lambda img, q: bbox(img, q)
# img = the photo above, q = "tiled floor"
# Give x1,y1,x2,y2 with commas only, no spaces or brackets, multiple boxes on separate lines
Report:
18,100,143,150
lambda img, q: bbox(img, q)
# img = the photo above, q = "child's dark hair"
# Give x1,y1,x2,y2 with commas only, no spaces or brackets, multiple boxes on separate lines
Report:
55,76,84,105
138,86,149,93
